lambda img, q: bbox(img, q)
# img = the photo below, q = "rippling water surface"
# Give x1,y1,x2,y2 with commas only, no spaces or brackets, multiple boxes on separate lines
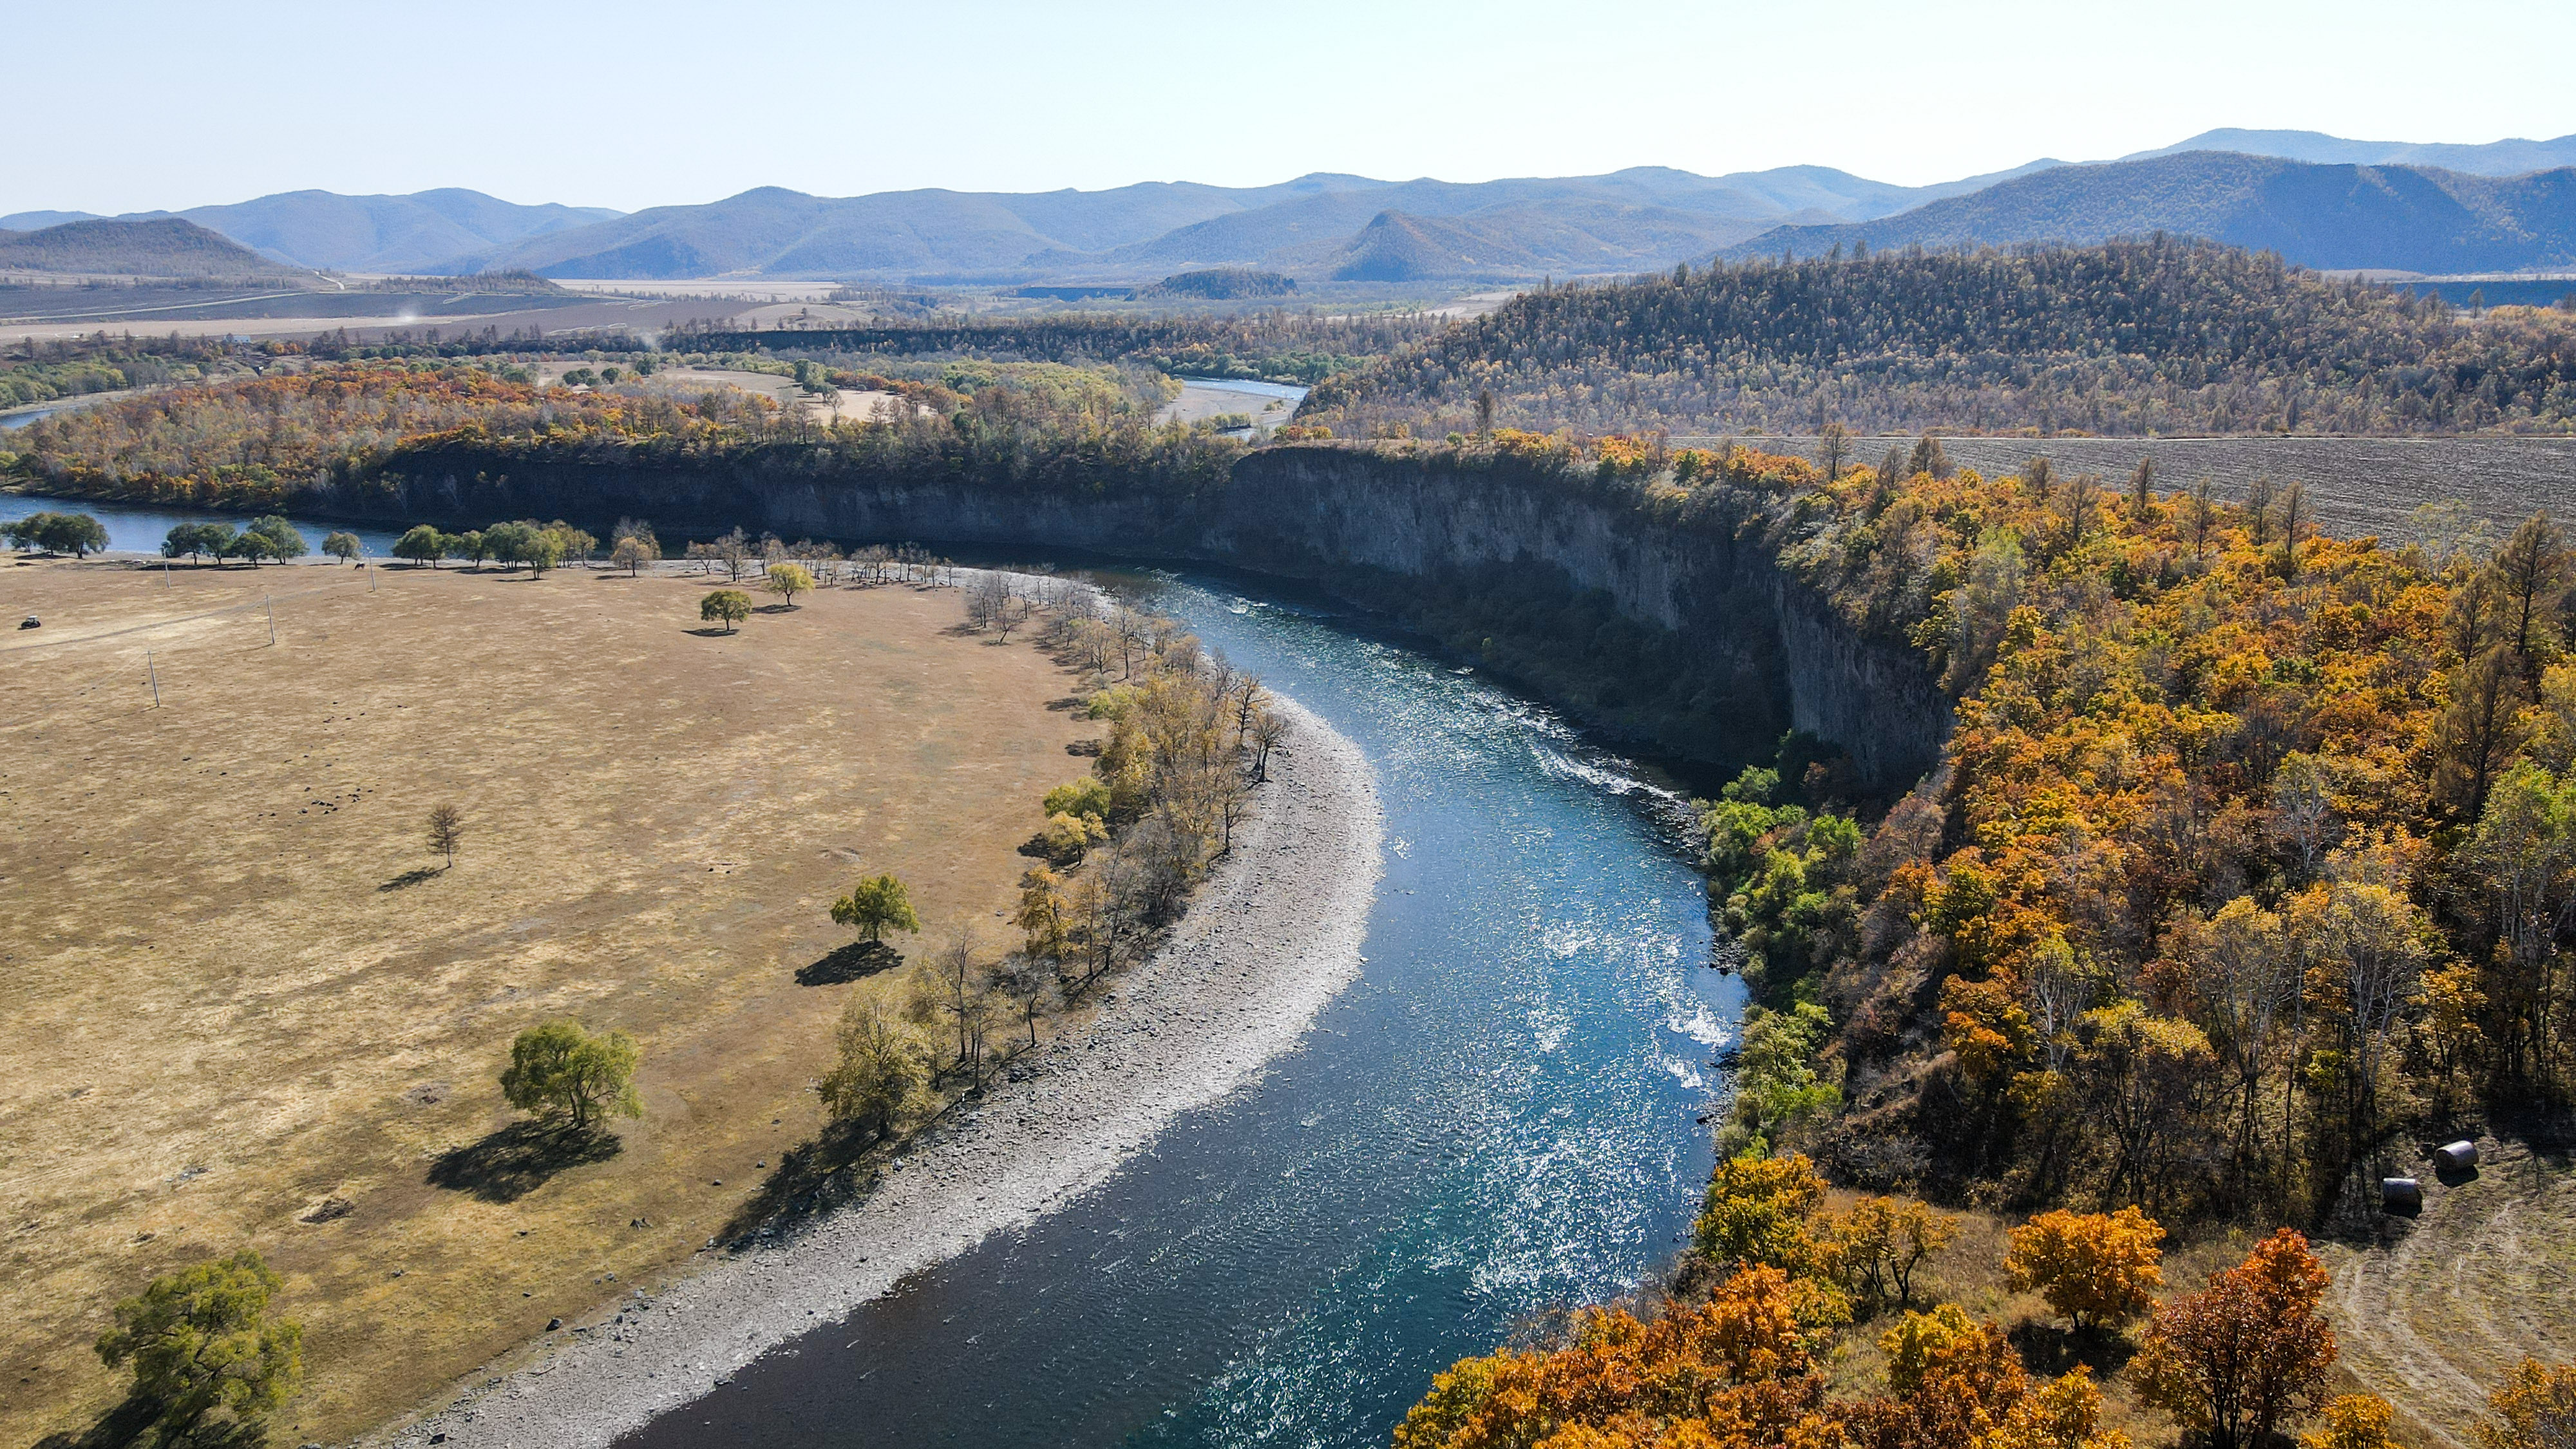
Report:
624,575,1741,1449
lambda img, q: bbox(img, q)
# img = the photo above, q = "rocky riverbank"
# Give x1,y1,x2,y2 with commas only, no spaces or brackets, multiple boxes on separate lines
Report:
377,695,1382,1449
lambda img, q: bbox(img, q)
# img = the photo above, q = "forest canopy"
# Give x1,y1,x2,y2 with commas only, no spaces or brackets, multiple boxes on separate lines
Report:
1300,239,2576,438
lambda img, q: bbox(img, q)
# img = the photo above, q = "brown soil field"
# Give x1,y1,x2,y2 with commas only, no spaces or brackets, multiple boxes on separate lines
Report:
0,559,1097,1446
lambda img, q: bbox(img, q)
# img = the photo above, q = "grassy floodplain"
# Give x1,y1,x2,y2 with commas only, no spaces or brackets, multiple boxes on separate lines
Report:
0,557,1096,1445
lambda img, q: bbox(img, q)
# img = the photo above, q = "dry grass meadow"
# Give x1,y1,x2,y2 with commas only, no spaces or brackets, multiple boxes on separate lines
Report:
0,556,1097,1445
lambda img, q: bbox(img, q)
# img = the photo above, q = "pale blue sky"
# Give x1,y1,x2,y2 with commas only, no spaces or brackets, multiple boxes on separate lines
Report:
12,0,2574,214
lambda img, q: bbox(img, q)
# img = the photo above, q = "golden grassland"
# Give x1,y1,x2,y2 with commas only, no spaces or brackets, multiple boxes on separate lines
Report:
0,557,1096,1446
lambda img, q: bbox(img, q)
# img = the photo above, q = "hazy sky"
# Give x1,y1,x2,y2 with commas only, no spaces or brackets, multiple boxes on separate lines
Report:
12,0,2574,215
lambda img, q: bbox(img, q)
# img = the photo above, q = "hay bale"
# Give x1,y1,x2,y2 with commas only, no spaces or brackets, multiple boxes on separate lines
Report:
2436,1140,2479,1172
2383,1177,2423,1214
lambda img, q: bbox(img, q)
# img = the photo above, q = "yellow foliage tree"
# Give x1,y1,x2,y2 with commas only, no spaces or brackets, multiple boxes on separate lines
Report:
2476,1358,2576,1449
2301,1394,2398,1449
2003,1206,2165,1334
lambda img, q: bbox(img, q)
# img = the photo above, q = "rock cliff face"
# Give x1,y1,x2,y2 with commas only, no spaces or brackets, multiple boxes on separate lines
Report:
328,445,1951,785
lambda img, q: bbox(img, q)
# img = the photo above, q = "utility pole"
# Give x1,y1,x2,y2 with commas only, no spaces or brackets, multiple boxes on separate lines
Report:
267,594,276,646
147,650,160,706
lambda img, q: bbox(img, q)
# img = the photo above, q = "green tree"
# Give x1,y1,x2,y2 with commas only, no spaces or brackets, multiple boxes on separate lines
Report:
831,873,921,943
499,1020,643,1132
815,1003,929,1143
93,1249,304,1445
764,561,815,607
392,524,446,567
245,515,307,564
162,522,234,564
457,529,491,567
322,530,363,564
699,589,752,632
14,510,111,557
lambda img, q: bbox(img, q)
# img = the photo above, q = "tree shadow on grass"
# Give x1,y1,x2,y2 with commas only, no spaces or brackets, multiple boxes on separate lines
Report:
426,1120,620,1204
2006,1321,2136,1379
377,866,442,893
795,939,902,986
685,626,741,638
34,1390,269,1448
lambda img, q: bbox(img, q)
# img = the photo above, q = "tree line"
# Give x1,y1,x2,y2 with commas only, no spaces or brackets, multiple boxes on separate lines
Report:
390,518,598,573
804,575,1287,1151
1300,239,2576,438
2,353,1249,513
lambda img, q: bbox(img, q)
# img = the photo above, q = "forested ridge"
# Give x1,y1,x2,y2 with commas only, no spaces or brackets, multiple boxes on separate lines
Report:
677,308,1437,385
1,357,1242,509
1383,427,2576,1447
1300,240,2576,437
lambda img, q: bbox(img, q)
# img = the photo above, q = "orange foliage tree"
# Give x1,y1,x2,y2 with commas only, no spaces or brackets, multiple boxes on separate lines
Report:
2002,1207,2166,1335
2131,1229,2337,1449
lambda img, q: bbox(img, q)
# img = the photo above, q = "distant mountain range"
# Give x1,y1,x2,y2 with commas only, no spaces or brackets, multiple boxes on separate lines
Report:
2121,128,2576,175
9,129,2575,285
1718,151,2576,274
0,189,621,273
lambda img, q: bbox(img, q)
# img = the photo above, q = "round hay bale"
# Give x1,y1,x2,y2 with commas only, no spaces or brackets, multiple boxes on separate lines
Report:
2436,1140,2479,1172
2383,1177,2423,1214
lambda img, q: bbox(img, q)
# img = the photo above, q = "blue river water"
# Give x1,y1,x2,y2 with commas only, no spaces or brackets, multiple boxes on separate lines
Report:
0,491,410,559
619,574,1741,1449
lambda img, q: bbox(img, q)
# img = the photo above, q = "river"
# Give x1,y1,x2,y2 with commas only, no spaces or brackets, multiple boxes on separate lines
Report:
0,491,412,559
618,573,1739,1449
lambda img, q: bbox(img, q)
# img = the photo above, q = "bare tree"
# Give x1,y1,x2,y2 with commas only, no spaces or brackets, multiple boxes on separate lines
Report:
426,803,464,869
1817,421,1851,482
1249,708,1289,781
989,952,1055,1048
711,528,752,583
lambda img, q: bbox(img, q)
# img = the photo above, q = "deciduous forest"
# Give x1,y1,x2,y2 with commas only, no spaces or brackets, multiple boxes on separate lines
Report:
1302,240,2576,437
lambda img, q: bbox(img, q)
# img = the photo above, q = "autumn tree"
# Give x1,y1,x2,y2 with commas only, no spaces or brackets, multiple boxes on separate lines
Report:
94,1250,305,1446
2132,1228,2337,1449
611,531,660,576
2302,1394,2399,1449
1817,1194,1959,1312
1391,1264,1839,1449
699,588,752,633
815,1003,927,1143
1694,1151,1830,1276
500,1020,643,1133
2477,1358,2576,1449
1016,866,1072,961
764,561,815,607
2073,1002,2219,1210
2003,1206,2165,1335
831,873,920,944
